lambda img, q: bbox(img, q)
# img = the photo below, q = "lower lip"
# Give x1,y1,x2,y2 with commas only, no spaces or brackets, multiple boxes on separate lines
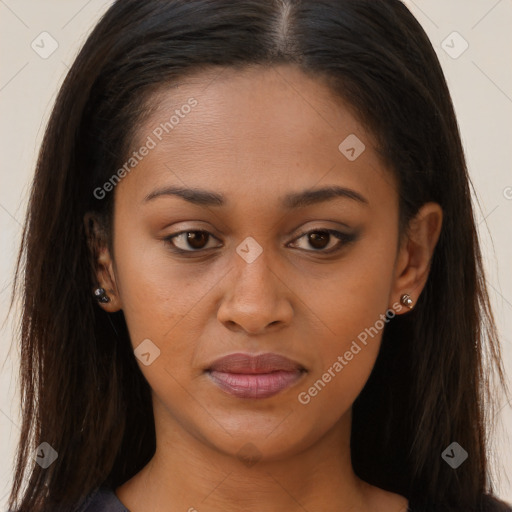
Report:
206,370,304,399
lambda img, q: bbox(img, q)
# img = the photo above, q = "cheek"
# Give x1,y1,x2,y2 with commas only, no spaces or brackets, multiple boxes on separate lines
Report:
307,221,397,340
297,224,398,407
112,220,205,337
111,221,225,387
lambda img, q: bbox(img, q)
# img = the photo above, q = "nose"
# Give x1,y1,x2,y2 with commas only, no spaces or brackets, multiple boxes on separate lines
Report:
217,245,293,335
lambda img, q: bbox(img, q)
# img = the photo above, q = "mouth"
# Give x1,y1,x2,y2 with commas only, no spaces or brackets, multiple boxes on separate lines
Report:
204,352,307,399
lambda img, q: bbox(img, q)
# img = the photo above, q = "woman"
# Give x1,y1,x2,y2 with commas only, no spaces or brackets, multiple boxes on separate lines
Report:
7,0,511,511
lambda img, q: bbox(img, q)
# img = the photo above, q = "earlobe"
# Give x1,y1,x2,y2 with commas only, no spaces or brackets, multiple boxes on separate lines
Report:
390,202,443,314
83,212,122,312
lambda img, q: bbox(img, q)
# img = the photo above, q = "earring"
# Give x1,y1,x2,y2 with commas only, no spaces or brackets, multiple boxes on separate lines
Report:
94,287,110,303
400,293,414,309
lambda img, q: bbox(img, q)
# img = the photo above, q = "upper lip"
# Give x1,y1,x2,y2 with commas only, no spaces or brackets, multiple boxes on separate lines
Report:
206,352,306,374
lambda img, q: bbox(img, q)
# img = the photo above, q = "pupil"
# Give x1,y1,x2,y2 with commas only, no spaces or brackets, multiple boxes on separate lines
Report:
187,231,208,249
309,232,329,249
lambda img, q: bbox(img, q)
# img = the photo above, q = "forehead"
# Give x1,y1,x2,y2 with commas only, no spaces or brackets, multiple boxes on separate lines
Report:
117,64,396,206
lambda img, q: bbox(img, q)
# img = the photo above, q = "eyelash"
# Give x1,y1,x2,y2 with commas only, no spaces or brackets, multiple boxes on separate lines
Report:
163,228,357,256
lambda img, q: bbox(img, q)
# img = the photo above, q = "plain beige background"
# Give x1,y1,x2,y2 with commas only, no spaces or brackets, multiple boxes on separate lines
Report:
0,0,511,508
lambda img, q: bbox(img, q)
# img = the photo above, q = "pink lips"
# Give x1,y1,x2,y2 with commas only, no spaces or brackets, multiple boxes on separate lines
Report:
205,352,306,399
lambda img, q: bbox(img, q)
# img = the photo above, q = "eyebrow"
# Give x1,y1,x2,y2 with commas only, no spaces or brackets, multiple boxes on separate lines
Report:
143,185,369,208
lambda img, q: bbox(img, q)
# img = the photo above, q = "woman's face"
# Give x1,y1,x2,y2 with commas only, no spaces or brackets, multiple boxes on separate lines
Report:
96,65,435,461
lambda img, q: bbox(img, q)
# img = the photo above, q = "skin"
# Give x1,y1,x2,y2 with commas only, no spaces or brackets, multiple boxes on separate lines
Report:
86,64,442,512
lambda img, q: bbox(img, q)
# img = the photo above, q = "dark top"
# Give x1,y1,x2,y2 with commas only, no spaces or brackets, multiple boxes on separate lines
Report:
77,486,512,512
77,487,129,512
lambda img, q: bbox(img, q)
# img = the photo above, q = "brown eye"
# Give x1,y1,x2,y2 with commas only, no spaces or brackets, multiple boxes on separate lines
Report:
165,230,221,252
307,232,330,250
185,231,209,249
289,229,357,254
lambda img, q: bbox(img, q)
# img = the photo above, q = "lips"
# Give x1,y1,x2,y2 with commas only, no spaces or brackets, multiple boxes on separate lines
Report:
205,352,306,399
206,352,305,374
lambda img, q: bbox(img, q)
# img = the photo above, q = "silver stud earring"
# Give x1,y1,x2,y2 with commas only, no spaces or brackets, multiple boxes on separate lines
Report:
400,293,414,309
94,287,110,303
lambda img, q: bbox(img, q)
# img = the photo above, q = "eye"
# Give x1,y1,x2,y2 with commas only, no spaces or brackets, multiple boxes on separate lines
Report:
164,228,357,255
164,230,222,253
288,229,356,254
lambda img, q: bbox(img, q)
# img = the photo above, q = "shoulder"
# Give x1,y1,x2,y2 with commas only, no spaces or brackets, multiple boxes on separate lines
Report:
479,494,512,512
407,493,512,512
76,486,129,512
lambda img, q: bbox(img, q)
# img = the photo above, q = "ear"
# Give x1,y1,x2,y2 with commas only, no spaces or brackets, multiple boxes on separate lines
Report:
390,202,443,314
83,212,122,312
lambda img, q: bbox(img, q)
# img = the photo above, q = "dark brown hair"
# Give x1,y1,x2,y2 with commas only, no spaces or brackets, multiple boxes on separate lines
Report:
7,1,510,511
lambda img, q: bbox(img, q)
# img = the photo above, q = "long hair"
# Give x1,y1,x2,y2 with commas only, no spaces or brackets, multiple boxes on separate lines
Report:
7,1,509,511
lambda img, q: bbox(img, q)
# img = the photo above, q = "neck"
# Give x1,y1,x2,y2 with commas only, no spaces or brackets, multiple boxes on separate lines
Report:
116,399,378,512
